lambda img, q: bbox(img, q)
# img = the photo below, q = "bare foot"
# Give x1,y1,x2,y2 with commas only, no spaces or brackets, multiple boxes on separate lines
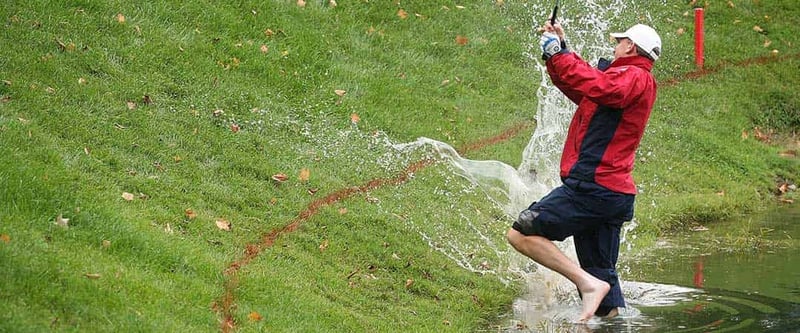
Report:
577,278,610,321
603,307,619,319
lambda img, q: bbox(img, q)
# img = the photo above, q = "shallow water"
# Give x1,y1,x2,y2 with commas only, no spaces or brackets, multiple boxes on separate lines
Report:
507,206,800,332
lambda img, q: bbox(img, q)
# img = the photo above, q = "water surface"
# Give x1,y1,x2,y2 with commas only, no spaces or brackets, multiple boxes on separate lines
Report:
509,205,800,332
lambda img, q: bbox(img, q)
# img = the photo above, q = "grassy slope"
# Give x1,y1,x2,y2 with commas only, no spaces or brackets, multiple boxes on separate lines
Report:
0,0,798,332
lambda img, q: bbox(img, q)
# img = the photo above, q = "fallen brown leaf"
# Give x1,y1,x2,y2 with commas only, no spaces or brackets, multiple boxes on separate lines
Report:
0,234,10,243
85,273,101,279
55,214,70,228
215,219,231,231
116,13,126,24
350,113,360,124
272,173,288,183
102,240,111,248
397,9,408,19
455,35,469,46
248,312,263,321
405,278,414,288
122,192,135,201
185,209,197,220
299,168,310,182
319,239,329,252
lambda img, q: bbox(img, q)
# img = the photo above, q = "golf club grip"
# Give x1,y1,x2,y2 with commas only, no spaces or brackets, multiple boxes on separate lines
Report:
550,5,558,25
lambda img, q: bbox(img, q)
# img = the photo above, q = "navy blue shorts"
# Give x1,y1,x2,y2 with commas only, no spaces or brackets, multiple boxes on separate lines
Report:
511,177,635,311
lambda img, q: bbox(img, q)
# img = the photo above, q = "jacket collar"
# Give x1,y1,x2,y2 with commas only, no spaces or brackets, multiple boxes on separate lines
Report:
610,55,654,72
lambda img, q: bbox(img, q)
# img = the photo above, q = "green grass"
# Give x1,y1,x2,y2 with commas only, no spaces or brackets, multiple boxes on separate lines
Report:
1,0,798,332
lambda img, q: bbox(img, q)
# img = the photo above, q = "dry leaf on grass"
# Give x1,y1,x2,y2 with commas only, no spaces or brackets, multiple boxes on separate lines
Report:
272,173,288,183
299,168,310,182
55,214,69,228
215,219,231,231
248,312,263,321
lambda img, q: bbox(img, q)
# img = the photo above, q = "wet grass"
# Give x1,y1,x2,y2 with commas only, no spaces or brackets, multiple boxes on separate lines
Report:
0,0,799,332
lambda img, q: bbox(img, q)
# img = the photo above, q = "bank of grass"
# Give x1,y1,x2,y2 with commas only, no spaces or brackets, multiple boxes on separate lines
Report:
0,0,798,332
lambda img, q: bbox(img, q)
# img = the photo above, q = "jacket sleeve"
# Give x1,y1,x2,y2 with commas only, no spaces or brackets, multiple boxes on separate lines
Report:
546,53,644,109
546,53,586,105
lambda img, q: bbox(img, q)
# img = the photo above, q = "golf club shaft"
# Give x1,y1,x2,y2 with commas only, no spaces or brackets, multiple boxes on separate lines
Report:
550,0,560,25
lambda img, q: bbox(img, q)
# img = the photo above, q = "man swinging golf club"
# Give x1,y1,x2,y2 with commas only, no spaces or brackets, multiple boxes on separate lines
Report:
506,20,661,322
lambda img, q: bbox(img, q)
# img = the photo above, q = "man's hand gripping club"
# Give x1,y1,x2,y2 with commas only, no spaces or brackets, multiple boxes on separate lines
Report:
540,20,568,61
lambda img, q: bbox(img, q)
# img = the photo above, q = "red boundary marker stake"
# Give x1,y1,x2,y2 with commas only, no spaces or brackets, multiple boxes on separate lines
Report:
695,8,705,69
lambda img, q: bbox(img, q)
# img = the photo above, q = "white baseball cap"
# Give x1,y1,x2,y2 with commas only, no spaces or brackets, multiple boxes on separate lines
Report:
610,24,662,61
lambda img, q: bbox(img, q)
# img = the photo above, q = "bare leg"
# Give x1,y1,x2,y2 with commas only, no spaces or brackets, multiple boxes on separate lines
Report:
507,229,610,321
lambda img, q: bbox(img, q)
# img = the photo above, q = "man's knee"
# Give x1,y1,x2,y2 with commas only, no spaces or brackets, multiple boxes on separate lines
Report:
511,209,540,236
506,228,523,247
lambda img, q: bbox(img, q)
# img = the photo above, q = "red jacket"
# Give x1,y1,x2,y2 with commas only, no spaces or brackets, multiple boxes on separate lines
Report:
546,53,657,194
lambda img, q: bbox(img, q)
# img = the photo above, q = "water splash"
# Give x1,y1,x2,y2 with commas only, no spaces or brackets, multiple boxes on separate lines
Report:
401,0,681,329
229,0,679,327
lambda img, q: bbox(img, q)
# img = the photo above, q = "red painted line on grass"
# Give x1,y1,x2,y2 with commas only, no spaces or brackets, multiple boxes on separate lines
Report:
212,52,799,332
661,52,800,86
457,122,534,155
214,158,437,332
